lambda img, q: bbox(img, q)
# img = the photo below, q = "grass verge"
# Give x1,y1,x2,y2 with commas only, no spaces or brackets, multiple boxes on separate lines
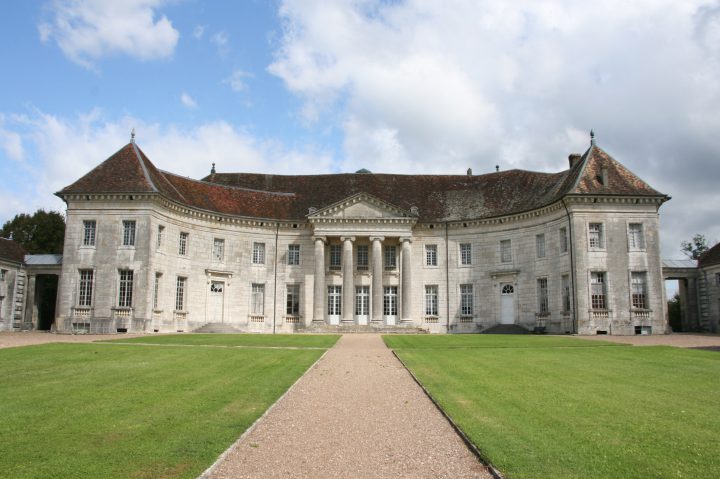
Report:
0,341,327,478
103,333,340,348
387,335,720,479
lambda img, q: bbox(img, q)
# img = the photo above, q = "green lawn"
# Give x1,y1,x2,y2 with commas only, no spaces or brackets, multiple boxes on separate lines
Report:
104,333,340,348
386,335,720,479
0,337,332,479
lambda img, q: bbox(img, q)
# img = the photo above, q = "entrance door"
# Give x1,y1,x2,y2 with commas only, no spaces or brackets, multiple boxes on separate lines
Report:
355,286,369,325
328,286,341,325
384,286,397,326
500,283,515,324
209,281,225,323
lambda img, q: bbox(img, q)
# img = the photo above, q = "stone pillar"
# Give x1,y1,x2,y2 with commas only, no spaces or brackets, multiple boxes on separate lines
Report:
23,274,36,331
341,237,355,322
312,237,326,323
400,237,413,322
371,237,384,323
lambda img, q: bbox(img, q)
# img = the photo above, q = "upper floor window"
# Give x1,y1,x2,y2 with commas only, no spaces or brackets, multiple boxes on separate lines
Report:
175,277,187,311
561,274,571,312
83,220,96,246
590,272,607,309
588,223,604,249
425,285,439,316
78,269,93,307
631,272,647,309
537,277,549,314
500,239,512,263
213,238,225,262
425,245,438,266
157,225,164,250
559,227,568,254
460,243,472,265
178,232,189,256
118,270,134,308
122,220,136,246
384,245,396,270
357,245,369,271
288,244,300,265
536,234,546,259
628,223,645,250
329,244,342,270
252,242,265,265
460,284,473,316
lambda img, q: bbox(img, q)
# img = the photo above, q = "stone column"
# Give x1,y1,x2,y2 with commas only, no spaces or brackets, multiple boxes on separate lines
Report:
371,237,384,322
400,237,413,322
312,237,326,323
23,274,37,331
341,236,355,322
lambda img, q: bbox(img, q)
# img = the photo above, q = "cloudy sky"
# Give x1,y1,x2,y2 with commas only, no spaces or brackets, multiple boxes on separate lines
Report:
0,0,718,260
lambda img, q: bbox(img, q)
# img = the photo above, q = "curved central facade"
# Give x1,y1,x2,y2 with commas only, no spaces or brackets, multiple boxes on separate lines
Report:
54,139,669,334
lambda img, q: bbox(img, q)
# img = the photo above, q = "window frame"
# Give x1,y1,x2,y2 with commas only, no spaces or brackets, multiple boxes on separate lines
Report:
628,223,646,251
288,244,301,266
356,244,369,271
328,285,342,316
251,283,265,315
329,244,342,270
78,269,94,307
537,277,549,314
460,284,473,316
425,285,439,316
117,269,134,308
175,276,187,311
590,271,607,310
559,226,568,254
383,286,398,316
286,284,300,315
252,242,266,265
631,272,648,310
460,243,472,266
425,244,438,267
178,232,189,256
122,220,136,247
536,234,546,259
588,223,604,250
355,285,369,316
561,274,571,313
384,245,396,271
82,220,96,247
500,239,512,263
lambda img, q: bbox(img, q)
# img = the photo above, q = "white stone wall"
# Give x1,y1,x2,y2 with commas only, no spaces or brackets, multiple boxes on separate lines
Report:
701,265,720,332
0,260,24,331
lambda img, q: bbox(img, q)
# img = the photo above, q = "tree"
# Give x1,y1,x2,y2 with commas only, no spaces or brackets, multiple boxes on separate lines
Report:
0,209,65,254
681,233,708,260
667,292,682,332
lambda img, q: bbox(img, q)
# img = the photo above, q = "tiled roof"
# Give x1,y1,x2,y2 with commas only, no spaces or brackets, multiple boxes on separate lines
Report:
698,242,720,268
0,237,28,264
57,141,668,222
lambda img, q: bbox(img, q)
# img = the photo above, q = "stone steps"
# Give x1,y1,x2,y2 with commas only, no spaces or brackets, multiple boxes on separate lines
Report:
193,322,243,333
302,323,429,334
481,324,531,334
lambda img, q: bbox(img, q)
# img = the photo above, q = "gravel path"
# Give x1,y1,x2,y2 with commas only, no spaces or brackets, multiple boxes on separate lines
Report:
207,334,491,479
577,332,720,349
0,331,142,349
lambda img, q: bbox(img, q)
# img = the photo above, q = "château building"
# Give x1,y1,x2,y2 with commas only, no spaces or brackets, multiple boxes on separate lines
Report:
53,134,671,335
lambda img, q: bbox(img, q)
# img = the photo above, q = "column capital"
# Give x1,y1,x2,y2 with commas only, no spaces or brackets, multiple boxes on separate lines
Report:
340,236,356,243
312,236,327,244
399,236,413,244
369,236,385,243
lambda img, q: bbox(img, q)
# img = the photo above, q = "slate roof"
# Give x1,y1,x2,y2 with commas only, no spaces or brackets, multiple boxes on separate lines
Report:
0,237,28,264
698,242,720,268
57,141,668,222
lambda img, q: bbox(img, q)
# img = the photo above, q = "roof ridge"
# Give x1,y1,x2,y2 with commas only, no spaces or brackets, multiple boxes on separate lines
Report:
131,142,158,192
164,169,296,196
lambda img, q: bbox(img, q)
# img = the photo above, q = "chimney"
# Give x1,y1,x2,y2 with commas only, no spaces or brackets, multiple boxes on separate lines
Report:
568,154,581,168
467,168,472,176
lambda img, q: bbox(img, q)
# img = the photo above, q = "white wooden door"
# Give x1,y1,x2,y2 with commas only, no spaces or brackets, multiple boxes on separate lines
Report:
500,283,515,324
209,281,225,323
355,286,369,325
328,286,341,325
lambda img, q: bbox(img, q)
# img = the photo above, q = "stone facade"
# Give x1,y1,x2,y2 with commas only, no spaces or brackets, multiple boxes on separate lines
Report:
54,137,670,334
0,238,27,331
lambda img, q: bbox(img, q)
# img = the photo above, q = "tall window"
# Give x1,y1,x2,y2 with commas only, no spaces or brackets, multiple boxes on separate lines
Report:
589,223,604,249
179,232,189,255
425,245,438,266
537,278,549,314
329,244,342,270
286,284,300,315
628,223,645,250
0,269,6,281
425,285,438,316
716,272,720,286
175,277,187,311
536,234,546,259
500,239,512,263
383,286,397,316
118,270,133,307
590,272,606,309
122,220,136,246
355,286,369,315
460,243,472,265
157,225,164,250
561,274,571,312
356,245,369,271
631,272,647,309
384,246,396,270
251,283,265,315
78,270,93,306
83,220,96,246
252,242,265,264
288,244,300,265
153,273,161,310
213,238,225,262
328,286,342,315
559,227,568,253
460,284,473,316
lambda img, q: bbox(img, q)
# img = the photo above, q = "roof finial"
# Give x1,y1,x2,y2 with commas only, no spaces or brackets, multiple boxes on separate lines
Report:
211,162,216,174
590,129,595,146
131,128,136,143
495,165,500,172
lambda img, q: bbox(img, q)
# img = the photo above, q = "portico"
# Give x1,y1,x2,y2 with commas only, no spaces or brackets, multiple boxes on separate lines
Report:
308,193,417,326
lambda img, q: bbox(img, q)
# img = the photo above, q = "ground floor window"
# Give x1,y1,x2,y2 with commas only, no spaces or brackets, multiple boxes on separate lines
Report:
355,286,369,316
252,283,265,315
328,286,342,315
287,284,300,315
425,285,438,316
78,269,93,307
118,270,133,307
631,272,647,309
590,272,606,309
383,286,397,316
460,284,473,316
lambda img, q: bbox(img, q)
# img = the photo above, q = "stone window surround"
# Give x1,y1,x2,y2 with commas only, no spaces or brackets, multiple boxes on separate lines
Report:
627,222,646,251
588,222,605,250
425,244,438,267
536,233,546,259
121,220,136,247
459,243,472,266
82,220,96,247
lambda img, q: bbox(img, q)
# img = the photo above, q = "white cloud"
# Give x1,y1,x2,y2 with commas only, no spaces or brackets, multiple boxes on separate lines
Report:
39,0,179,68
269,0,720,257
0,109,335,225
193,24,206,39
211,31,230,56
223,70,252,92
180,92,198,109
0,114,24,161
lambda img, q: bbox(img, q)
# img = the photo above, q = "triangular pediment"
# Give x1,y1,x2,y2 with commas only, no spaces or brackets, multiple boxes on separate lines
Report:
308,193,413,220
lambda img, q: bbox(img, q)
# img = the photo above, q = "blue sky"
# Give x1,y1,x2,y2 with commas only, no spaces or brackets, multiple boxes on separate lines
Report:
1,0,719,263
